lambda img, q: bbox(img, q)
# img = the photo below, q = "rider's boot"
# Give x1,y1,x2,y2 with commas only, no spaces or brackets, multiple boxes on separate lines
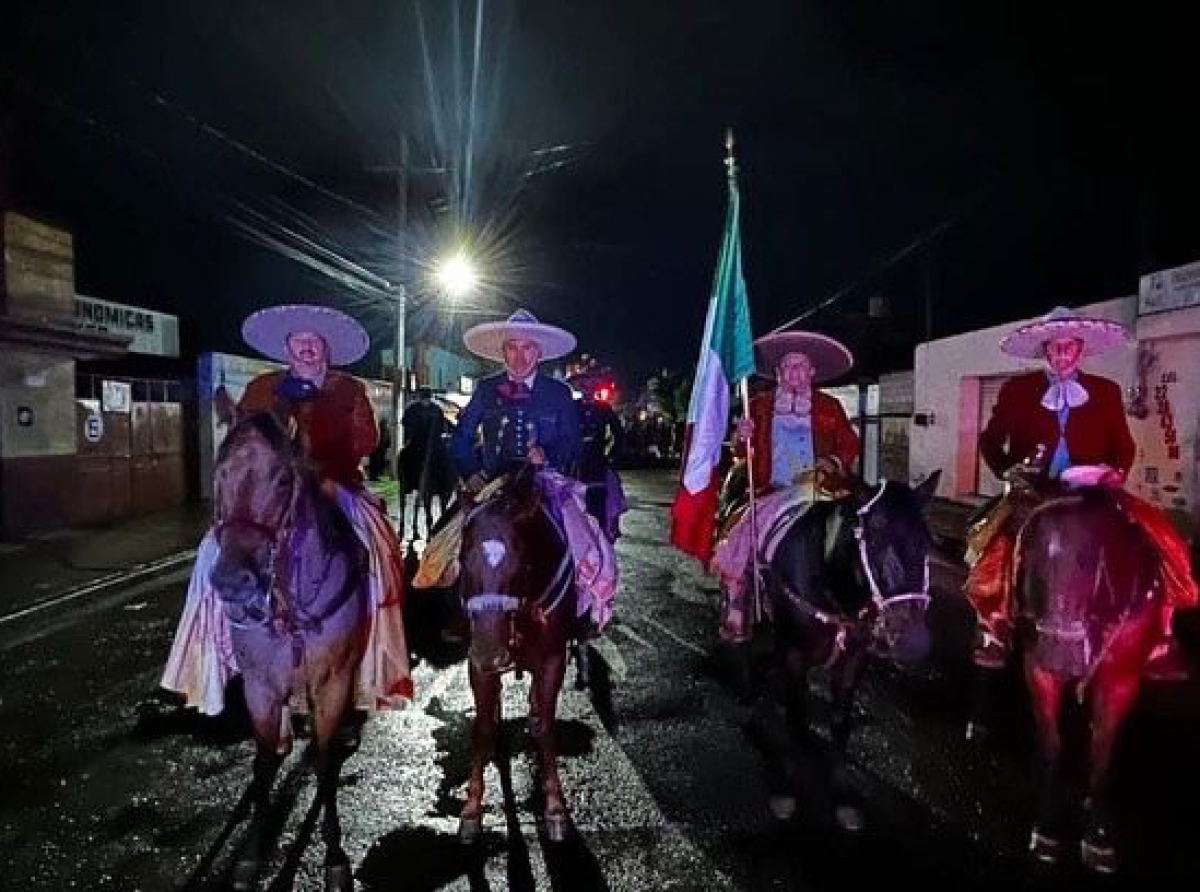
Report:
966,619,1009,741
971,618,1011,670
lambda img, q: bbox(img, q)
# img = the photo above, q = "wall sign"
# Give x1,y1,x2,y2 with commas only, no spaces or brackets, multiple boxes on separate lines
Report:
101,380,132,414
84,412,104,443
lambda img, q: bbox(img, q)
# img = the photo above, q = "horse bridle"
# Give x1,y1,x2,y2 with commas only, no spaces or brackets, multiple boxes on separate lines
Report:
778,481,931,667
852,480,932,618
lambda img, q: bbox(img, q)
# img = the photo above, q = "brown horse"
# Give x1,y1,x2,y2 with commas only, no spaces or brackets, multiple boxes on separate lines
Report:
1013,486,1162,873
456,468,578,844
210,413,370,891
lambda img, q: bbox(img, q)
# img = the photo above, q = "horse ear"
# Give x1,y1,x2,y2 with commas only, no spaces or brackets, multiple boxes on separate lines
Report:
913,470,942,506
214,386,240,426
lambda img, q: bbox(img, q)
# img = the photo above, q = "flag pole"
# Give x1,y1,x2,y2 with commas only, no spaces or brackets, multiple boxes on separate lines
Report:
726,128,763,627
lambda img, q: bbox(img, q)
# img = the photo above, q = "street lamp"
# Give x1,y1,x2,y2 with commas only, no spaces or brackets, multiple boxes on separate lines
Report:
432,249,480,300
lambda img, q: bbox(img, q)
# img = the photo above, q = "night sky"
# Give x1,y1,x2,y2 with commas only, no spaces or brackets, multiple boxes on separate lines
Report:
2,1,1198,388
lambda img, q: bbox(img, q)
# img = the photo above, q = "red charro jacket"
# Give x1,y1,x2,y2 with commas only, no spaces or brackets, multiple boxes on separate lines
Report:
240,370,379,488
979,370,1135,478
739,388,860,493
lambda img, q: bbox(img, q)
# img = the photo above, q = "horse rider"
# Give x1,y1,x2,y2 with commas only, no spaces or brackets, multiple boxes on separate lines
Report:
569,370,628,541
450,309,581,486
713,330,860,643
416,308,617,634
966,306,1197,679
161,304,412,716
401,385,450,538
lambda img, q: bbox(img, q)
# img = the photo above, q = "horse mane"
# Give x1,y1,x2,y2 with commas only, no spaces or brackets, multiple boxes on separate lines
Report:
487,469,544,526
216,412,293,465
217,412,352,550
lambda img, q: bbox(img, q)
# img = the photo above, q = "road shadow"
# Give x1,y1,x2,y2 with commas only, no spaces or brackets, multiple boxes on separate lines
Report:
581,642,619,734
131,677,254,746
180,761,310,892
358,825,496,891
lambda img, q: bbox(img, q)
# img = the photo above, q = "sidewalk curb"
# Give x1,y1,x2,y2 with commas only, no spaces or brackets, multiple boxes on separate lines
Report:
0,549,198,627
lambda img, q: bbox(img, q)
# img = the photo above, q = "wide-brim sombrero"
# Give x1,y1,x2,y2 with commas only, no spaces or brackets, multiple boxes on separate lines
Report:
1000,306,1131,360
754,331,854,384
242,304,370,366
463,308,576,362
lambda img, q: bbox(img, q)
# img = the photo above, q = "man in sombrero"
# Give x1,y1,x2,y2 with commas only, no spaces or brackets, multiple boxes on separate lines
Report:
417,309,617,633
160,304,412,716
967,306,1196,678
713,330,860,643
450,308,581,484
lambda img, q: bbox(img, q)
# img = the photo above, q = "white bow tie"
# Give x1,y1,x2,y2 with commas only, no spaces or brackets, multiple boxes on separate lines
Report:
1041,379,1089,411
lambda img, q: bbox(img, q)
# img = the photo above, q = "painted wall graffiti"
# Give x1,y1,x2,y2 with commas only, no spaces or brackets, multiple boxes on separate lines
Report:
1129,337,1197,531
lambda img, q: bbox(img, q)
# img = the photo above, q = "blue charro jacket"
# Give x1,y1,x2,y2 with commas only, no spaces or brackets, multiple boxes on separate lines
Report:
450,371,581,478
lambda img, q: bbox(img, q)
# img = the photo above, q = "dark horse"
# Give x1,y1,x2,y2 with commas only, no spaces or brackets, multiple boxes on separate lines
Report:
210,413,370,891
1012,486,1162,873
764,473,940,830
456,468,578,844
406,433,458,542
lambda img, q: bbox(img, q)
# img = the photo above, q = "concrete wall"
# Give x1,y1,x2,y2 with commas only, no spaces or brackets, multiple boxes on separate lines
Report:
0,355,76,458
911,297,1138,498
1,211,74,319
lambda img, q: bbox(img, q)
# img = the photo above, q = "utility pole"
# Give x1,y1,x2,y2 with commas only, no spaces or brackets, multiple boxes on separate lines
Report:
921,240,939,342
392,134,408,485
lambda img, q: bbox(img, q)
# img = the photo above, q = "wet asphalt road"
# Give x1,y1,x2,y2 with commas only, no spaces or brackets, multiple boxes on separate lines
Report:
3,470,1199,891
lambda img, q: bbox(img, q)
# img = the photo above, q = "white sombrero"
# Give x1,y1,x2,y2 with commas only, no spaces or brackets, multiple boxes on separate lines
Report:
754,331,854,384
463,308,577,362
242,304,370,366
1000,306,1131,360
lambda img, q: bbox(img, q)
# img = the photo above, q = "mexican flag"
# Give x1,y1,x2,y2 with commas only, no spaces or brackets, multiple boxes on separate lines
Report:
669,161,755,563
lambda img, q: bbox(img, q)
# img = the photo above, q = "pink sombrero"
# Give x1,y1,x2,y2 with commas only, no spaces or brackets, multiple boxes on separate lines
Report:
242,304,370,366
754,331,854,384
1000,306,1131,360
463,308,577,362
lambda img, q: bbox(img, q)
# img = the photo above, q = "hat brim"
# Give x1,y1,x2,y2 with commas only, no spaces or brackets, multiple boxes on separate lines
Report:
1000,318,1130,360
463,321,576,362
754,331,855,384
242,304,370,366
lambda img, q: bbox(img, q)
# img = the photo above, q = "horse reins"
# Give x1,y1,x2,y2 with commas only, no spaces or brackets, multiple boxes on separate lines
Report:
776,481,932,668
853,480,932,617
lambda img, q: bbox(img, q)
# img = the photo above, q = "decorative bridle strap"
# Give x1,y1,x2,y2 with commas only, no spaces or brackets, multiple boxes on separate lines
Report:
852,480,931,612
465,594,521,614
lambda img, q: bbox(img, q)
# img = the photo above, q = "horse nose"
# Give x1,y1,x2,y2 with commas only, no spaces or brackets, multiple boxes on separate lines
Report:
210,561,259,598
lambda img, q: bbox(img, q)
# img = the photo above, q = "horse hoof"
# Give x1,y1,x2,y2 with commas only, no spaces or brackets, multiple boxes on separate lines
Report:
458,815,483,845
834,804,866,833
1081,838,1118,875
1028,829,1062,865
325,861,354,892
232,859,260,891
544,810,574,843
768,795,797,821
